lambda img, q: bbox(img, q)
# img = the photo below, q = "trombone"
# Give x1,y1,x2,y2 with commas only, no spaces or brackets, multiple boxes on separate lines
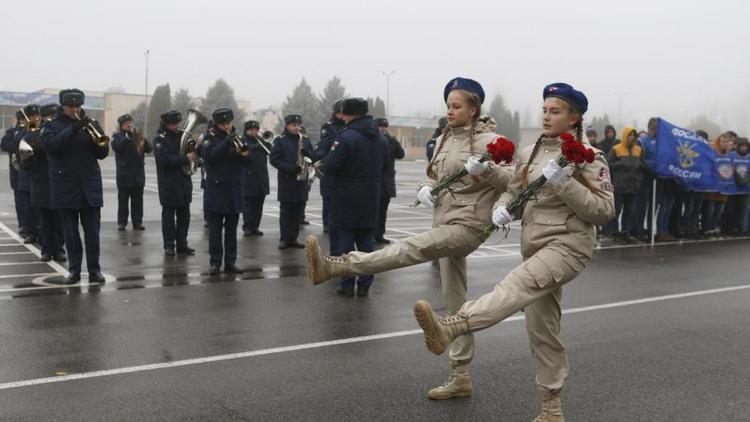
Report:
73,112,110,148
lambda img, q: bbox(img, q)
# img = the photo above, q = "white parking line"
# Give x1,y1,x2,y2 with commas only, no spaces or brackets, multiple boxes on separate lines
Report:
2,282,748,391
0,251,32,256
0,223,67,276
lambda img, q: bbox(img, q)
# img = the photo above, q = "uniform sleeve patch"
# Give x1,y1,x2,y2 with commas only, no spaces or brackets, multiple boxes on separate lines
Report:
597,167,609,181
331,141,339,151
600,181,614,192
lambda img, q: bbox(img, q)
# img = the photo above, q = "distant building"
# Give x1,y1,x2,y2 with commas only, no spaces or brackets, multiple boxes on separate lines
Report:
386,115,441,159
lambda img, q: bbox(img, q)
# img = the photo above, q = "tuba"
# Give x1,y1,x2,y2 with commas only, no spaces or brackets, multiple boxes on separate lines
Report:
179,109,207,175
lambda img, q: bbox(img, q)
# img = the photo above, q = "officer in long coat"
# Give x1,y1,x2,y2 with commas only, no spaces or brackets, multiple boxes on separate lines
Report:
374,117,405,243
313,100,345,233
241,120,271,236
41,89,109,284
269,114,313,249
111,114,152,231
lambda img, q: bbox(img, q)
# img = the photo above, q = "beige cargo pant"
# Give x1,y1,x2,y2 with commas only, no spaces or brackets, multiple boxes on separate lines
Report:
347,224,484,364
458,245,586,390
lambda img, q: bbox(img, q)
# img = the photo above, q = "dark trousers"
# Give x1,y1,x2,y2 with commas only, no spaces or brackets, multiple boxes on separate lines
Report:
59,207,101,275
36,207,64,255
702,200,726,233
614,193,638,234
322,196,331,231
681,192,705,236
299,202,307,223
634,175,654,238
242,195,265,231
12,188,22,232
16,190,35,236
330,227,375,289
117,186,144,226
208,212,239,267
279,201,303,243
162,206,190,249
376,196,391,240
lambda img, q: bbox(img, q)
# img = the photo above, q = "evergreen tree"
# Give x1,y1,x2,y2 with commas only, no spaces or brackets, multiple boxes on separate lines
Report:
147,84,171,136
172,88,197,118
366,96,387,118
688,115,721,139
126,101,147,133
199,79,247,129
319,76,346,122
589,114,612,140
487,94,520,144
279,78,324,140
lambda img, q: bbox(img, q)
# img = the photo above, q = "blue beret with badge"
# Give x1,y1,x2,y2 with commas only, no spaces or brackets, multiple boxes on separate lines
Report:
543,82,588,115
443,77,485,104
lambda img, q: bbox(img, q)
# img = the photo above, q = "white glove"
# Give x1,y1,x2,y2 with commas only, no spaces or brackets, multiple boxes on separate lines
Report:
542,159,569,186
492,206,513,226
464,156,488,176
417,186,435,208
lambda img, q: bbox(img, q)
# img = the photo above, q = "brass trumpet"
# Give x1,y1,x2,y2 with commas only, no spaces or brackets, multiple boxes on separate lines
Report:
19,109,40,132
228,130,249,154
74,112,110,148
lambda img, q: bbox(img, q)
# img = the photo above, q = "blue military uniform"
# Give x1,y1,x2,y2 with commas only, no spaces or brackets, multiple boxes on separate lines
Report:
41,89,108,282
314,117,344,232
202,111,252,272
3,120,37,240
269,117,314,248
1,117,26,235
241,125,271,235
26,108,65,260
111,119,152,230
375,126,405,242
324,101,387,296
153,115,194,253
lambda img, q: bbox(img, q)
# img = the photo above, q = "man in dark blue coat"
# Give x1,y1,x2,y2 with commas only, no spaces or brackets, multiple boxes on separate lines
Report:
322,98,387,297
41,89,108,284
313,100,344,233
201,108,252,275
111,114,152,231
269,114,314,249
153,110,198,257
9,107,39,243
26,104,65,262
374,118,405,243
1,111,26,237
241,120,271,236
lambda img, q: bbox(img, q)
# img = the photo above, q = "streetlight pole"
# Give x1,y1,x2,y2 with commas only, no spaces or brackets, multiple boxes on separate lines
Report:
144,50,150,134
613,92,627,128
381,70,395,116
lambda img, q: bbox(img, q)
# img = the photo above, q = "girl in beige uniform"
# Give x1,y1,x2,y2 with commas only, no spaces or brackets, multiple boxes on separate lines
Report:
414,83,615,422
306,77,513,399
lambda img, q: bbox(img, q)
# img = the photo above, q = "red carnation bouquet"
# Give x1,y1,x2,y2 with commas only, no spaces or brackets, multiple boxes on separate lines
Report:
484,133,596,235
413,136,516,207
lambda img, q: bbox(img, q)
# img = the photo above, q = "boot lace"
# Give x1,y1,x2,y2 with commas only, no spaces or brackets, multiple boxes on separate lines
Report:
324,254,347,264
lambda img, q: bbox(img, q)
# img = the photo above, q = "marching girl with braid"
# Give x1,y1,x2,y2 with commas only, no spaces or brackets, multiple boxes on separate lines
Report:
414,83,615,421
306,77,513,399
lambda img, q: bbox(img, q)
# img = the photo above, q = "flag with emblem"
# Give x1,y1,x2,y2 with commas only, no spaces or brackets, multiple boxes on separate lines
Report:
653,118,718,192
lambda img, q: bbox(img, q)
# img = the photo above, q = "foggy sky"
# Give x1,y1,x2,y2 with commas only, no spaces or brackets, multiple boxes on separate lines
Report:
4,0,750,135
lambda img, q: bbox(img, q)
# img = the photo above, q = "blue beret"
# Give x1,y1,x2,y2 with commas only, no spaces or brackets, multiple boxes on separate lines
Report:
443,77,485,104
543,83,588,115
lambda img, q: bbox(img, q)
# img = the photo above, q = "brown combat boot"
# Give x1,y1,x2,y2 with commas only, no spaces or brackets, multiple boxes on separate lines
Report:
413,300,469,356
427,362,473,400
305,235,350,285
533,388,564,422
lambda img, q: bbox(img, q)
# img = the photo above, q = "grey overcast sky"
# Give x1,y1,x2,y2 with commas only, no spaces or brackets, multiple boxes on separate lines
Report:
3,0,749,133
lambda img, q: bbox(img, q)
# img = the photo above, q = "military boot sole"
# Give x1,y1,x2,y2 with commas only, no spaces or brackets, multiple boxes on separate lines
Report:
414,300,449,356
427,384,473,400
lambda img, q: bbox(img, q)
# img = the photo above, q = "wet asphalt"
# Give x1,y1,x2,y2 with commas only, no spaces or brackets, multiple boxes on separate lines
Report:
0,157,748,421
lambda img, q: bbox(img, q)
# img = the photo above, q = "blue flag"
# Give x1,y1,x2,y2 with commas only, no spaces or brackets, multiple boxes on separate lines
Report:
653,118,717,192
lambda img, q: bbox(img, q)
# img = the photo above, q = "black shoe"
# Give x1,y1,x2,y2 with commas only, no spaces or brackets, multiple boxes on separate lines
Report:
165,247,176,256
356,286,370,297
225,264,243,274
301,220,311,225
209,264,221,275
336,285,355,297
53,251,67,262
177,246,195,255
252,230,264,236
289,241,305,249
117,224,126,231
243,230,254,237
23,236,37,244
40,253,52,262
203,222,210,228
375,237,391,244
133,224,145,231
278,242,289,250
88,272,106,284
59,273,81,285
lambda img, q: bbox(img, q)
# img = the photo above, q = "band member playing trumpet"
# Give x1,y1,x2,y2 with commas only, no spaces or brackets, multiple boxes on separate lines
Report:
1,111,27,237
200,108,252,275
11,105,42,244
269,114,314,249
153,110,197,257
111,114,152,231
41,89,108,284
241,120,271,236
27,104,66,262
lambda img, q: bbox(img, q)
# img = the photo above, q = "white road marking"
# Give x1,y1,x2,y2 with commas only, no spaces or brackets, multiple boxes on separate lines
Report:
0,222,68,276
2,283,749,390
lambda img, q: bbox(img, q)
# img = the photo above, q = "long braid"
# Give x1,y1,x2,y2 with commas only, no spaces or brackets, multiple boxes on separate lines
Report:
521,135,544,188
570,118,606,197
